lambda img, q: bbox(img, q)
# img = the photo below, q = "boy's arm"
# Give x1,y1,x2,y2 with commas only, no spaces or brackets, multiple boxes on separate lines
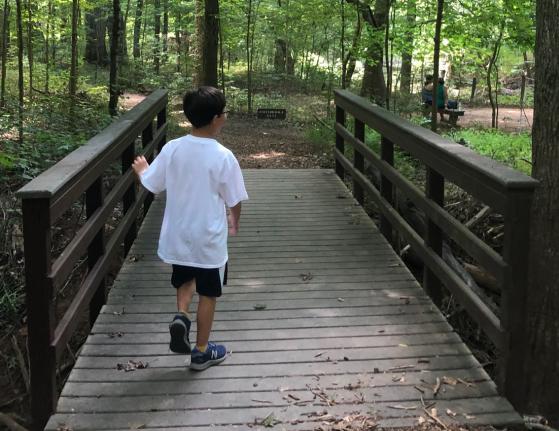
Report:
227,202,242,236
132,155,149,177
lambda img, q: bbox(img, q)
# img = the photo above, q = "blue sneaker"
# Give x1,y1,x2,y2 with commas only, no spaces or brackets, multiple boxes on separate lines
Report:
190,342,227,370
169,314,191,354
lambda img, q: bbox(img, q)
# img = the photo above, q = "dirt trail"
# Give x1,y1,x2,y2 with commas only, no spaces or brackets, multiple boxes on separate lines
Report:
459,106,533,132
122,92,331,169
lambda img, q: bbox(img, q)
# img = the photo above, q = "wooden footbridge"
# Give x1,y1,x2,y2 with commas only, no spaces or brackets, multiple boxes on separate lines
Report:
17,90,537,430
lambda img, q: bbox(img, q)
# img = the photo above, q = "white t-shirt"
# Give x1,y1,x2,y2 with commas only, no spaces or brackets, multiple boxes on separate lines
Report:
140,134,248,268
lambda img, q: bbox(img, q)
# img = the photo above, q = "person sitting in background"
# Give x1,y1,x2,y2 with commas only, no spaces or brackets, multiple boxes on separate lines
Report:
425,77,448,121
421,75,434,106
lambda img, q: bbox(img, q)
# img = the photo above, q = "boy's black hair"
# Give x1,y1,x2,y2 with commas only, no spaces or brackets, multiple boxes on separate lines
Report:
183,86,226,129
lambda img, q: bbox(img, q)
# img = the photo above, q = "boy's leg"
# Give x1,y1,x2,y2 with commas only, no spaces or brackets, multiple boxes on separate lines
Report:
196,295,216,348
177,279,196,314
169,266,196,354
189,266,227,370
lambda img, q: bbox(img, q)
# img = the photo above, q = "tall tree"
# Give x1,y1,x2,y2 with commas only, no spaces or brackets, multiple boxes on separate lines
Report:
25,0,32,96
45,0,52,92
202,0,219,86
431,0,444,131
153,0,161,73
162,0,168,61
69,0,79,97
15,0,23,142
399,0,416,94
0,0,8,108
342,5,362,87
523,0,559,425
85,7,109,65
109,0,120,115
347,0,388,105
132,0,143,59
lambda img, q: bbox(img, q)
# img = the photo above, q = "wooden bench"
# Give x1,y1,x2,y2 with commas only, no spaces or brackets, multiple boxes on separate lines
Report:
444,108,465,125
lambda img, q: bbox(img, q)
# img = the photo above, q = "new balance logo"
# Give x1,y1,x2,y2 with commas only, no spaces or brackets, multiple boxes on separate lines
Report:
211,350,218,359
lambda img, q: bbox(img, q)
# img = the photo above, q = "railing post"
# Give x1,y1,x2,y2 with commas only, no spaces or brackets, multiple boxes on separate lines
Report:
423,167,445,305
86,177,106,326
142,121,155,215
335,105,346,180
122,142,137,254
380,137,394,242
157,106,167,152
353,119,365,205
499,190,533,409
21,197,56,431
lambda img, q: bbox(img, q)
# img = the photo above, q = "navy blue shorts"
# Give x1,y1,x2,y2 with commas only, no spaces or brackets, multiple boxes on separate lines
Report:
171,263,227,298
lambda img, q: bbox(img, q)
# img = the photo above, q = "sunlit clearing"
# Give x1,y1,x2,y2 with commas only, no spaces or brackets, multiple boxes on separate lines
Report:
249,151,286,160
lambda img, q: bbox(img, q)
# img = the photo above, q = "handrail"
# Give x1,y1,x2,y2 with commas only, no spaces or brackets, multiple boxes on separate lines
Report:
334,89,536,408
16,90,168,430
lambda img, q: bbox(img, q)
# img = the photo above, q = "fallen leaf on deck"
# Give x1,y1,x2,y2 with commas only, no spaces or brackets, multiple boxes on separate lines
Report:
337,297,345,302
300,272,313,281
108,332,123,338
253,304,267,310
388,404,417,410
116,360,149,372
446,408,457,417
255,412,281,428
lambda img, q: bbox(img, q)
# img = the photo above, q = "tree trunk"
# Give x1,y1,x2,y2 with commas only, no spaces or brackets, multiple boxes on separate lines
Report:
162,0,168,62
175,11,181,72
274,38,286,73
193,0,203,86
69,0,79,97
109,0,120,115
121,0,131,59
430,0,443,131
343,7,361,86
132,0,143,59
523,0,559,425
359,0,388,105
523,50,532,80
486,29,503,129
15,0,23,143
470,76,477,103
85,8,109,65
45,0,52,93
153,0,161,73
399,0,416,94
26,0,33,96
202,0,219,86
340,0,346,88
0,0,9,108
246,0,253,112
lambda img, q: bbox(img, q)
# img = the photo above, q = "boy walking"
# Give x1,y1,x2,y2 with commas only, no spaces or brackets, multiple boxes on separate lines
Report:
132,86,248,370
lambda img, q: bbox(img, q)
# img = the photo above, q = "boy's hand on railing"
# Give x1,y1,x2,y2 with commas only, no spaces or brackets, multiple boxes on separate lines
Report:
132,156,149,177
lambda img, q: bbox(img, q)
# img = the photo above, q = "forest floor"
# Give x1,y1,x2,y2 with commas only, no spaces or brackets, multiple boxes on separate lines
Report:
458,106,533,132
122,92,333,169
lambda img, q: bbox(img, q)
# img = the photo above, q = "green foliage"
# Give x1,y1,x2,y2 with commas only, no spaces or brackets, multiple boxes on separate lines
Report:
447,128,532,174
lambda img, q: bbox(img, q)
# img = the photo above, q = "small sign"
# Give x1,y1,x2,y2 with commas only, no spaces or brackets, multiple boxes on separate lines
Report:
257,108,287,120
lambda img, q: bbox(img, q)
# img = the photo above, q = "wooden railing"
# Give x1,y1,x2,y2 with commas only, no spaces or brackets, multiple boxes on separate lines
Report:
334,89,537,409
16,90,168,430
